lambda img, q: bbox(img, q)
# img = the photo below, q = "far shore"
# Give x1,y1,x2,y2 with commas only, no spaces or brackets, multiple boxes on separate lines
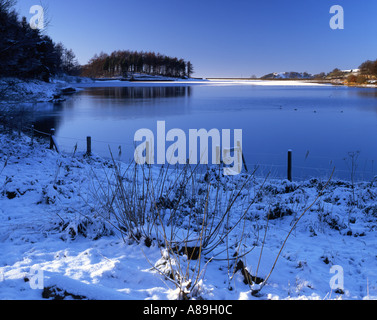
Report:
206,77,377,88
1,76,376,105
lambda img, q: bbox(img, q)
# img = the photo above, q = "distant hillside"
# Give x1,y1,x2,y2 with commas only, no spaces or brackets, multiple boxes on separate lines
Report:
261,72,313,80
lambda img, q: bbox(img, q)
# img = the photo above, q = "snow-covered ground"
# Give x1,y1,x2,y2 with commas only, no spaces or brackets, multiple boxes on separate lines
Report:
1,131,377,300
0,76,93,103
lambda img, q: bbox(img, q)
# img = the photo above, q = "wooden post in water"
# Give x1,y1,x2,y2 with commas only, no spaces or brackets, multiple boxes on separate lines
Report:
86,136,92,156
287,149,292,182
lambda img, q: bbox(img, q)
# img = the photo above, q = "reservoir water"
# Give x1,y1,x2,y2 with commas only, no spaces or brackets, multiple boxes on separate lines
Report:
32,80,377,181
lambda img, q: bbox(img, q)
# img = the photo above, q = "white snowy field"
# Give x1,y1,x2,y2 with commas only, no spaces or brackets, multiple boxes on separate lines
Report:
1,132,377,300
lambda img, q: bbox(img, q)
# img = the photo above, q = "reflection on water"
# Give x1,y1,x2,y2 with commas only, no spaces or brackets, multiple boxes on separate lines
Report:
83,86,192,100
28,83,377,181
356,88,377,99
65,86,193,120
0,102,61,138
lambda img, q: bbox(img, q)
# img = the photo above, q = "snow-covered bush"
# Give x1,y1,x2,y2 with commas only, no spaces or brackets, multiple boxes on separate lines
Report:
89,159,269,298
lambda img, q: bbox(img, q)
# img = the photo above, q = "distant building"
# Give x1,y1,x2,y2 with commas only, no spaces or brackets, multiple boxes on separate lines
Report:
341,69,360,74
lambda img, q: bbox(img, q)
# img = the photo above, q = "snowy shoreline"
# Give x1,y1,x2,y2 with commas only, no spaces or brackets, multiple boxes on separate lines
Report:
0,76,93,104
1,75,375,106
0,76,333,105
1,131,377,300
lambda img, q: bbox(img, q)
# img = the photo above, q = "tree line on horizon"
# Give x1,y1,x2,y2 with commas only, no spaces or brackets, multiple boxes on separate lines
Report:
314,58,377,83
358,59,377,76
344,59,377,85
1,0,193,82
259,58,377,82
81,50,194,79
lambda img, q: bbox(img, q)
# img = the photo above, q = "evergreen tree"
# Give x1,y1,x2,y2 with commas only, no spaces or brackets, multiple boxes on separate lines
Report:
0,0,79,80
187,61,194,78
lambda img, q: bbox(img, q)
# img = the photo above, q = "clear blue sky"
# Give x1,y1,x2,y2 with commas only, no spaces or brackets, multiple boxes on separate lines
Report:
15,0,377,77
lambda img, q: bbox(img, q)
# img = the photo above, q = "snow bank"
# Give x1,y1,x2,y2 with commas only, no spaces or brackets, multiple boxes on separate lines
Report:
0,76,93,104
0,132,377,300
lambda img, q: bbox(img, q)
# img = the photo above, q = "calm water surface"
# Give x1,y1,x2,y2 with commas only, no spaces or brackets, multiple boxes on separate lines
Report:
32,81,377,181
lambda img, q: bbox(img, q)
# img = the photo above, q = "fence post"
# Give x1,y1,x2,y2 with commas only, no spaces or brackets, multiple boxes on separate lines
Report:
287,149,292,182
86,136,92,156
49,128,55,150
